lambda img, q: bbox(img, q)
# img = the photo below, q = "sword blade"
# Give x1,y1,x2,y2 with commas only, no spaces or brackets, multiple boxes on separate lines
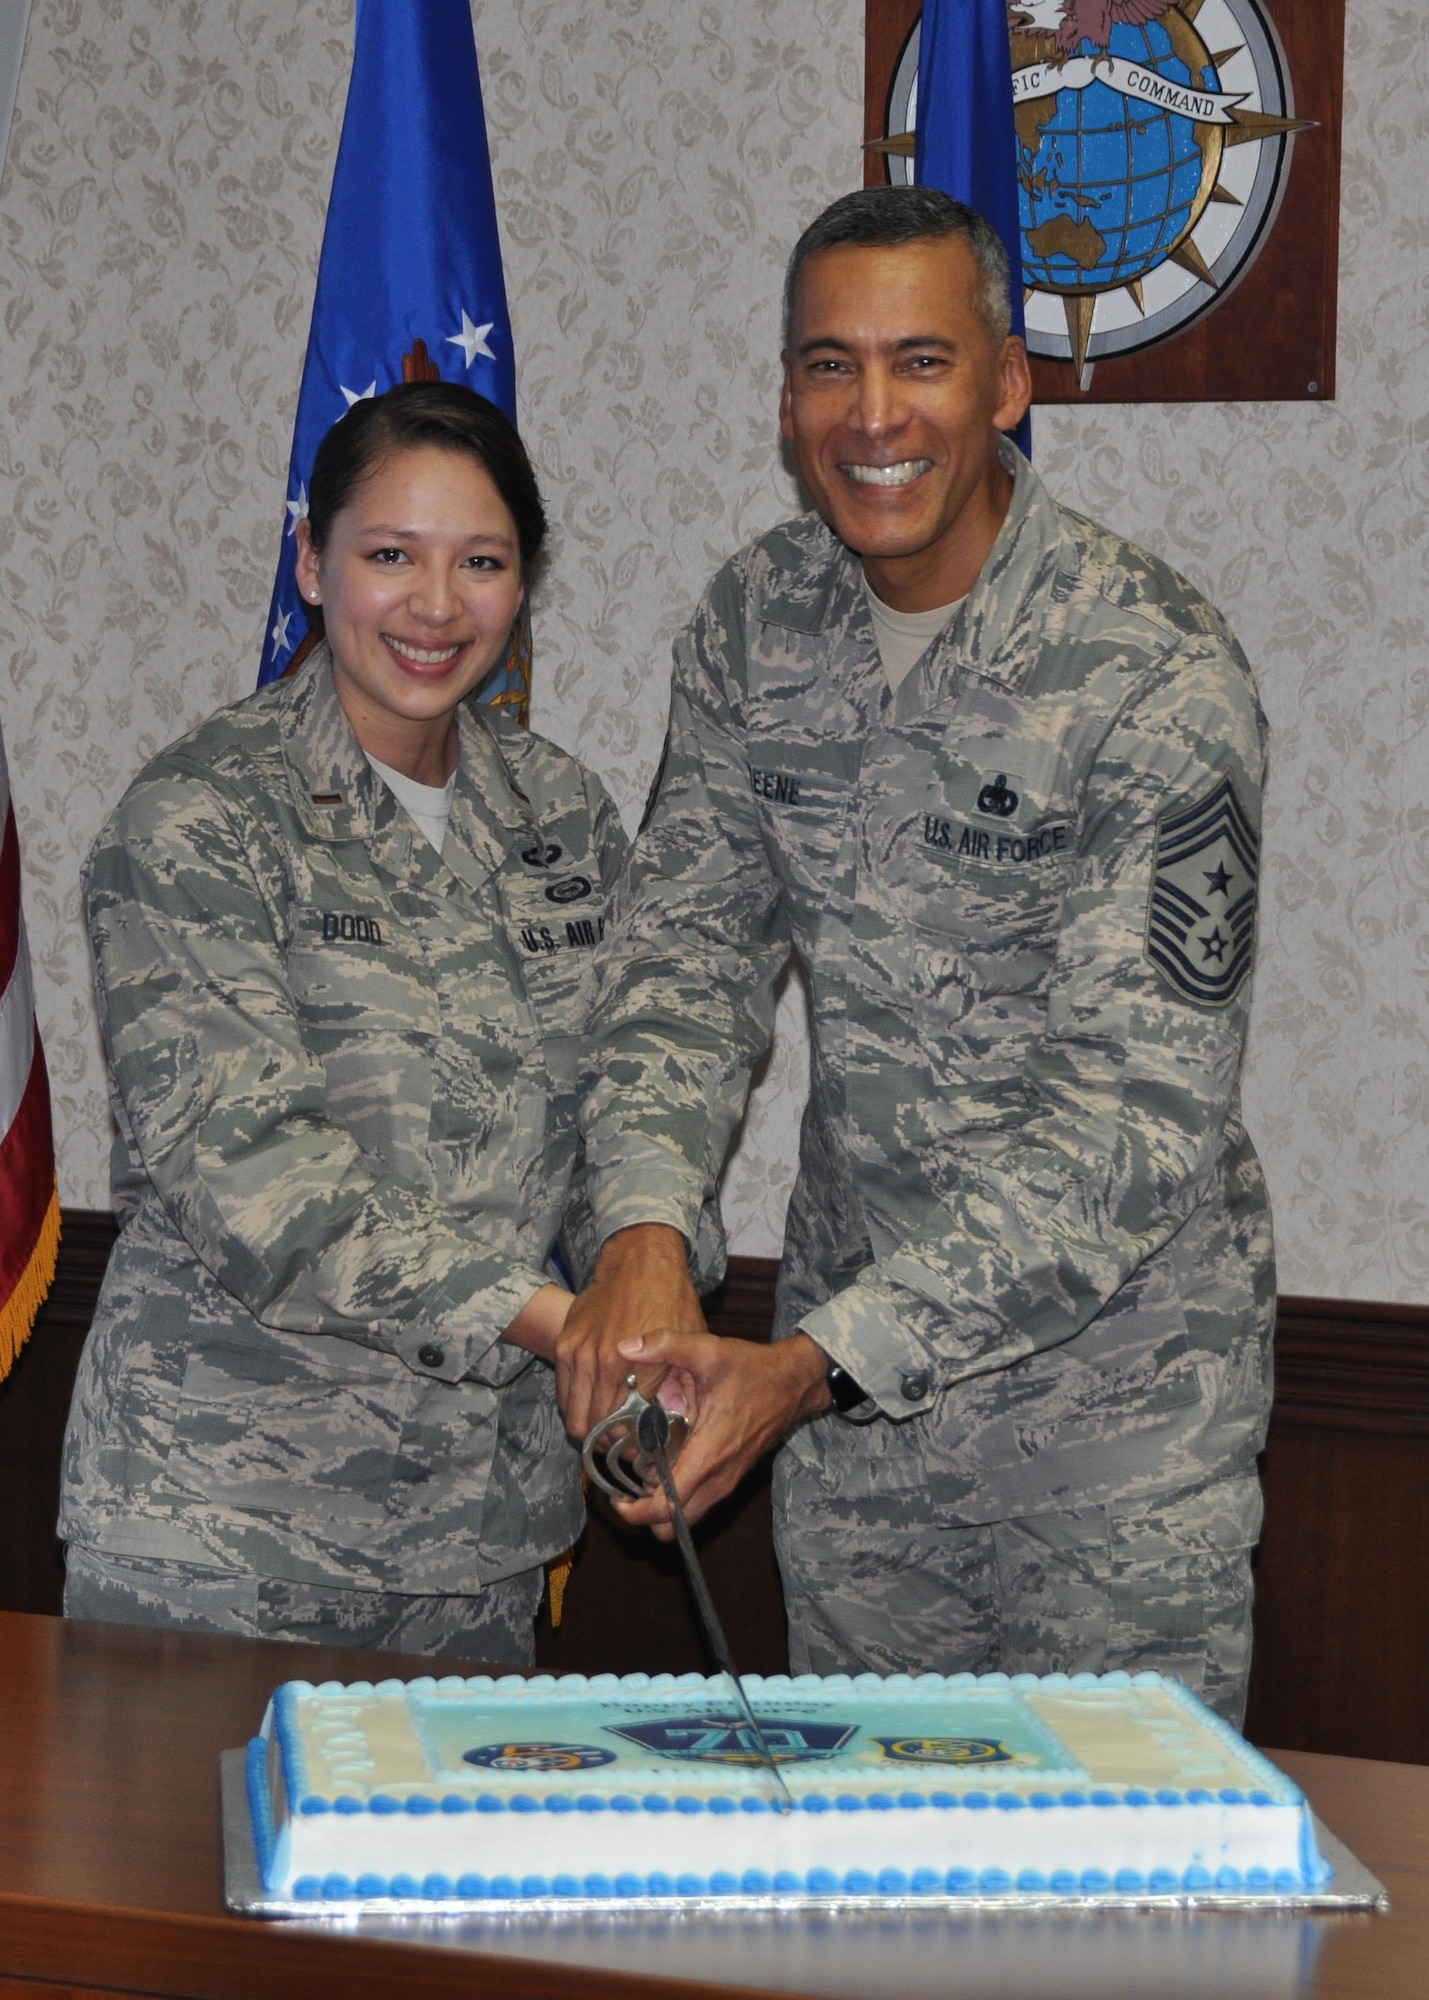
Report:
645,1429,795,1815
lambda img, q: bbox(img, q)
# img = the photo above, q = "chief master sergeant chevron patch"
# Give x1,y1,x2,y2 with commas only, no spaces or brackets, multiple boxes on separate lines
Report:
1145,774,1259,1008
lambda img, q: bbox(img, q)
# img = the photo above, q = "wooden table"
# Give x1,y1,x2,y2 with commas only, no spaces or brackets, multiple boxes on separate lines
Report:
0,1611,1422,2000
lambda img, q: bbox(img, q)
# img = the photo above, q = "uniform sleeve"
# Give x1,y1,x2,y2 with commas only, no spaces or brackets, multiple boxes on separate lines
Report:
588,767,630,888
800,635,1269,1417
86,763,550,1388
556,767,634,1290
580,563,792,1253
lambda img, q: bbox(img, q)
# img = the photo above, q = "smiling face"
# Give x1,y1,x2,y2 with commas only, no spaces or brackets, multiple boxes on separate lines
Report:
295,444,525,782
780,237,1032,612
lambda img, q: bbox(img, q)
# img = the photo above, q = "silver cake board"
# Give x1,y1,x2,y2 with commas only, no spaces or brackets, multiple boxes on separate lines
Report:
220,1750,1388,1922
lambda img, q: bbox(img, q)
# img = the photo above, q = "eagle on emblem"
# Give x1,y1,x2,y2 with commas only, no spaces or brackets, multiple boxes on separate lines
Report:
1010,0,1177,57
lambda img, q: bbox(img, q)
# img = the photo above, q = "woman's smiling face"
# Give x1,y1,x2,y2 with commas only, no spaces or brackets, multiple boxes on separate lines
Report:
295,443,524,770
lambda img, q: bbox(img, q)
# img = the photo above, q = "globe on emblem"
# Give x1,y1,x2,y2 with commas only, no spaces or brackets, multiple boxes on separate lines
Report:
1016,16,1222,297
879,0,1313,375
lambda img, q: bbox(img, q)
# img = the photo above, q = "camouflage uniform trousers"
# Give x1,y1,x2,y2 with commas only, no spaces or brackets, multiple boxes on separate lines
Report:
773,1466,1263,1726
64,1546,542,1667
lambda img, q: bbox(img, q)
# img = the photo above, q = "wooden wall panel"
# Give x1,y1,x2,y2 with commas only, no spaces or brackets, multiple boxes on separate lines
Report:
0,1212,114,1618
5,1219,1426,1764
1243,1295,1429,1762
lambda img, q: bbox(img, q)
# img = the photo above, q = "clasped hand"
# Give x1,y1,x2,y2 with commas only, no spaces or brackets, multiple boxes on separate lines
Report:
554,1223,831,1537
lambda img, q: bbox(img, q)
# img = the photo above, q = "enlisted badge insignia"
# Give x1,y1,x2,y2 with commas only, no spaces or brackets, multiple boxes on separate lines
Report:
976,773,1020,818
462,1741,616,1772
608,1716,857,1765
1145,774,1258,1007
520,838,563,868
874,1737,1015,1766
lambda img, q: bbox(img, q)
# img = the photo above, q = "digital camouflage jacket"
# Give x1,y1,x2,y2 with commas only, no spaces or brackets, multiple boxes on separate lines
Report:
582,447,1275,1522
62,656,624,1590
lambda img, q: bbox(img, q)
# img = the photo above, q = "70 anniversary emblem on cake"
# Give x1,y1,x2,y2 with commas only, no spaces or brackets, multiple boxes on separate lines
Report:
882,0,1311,383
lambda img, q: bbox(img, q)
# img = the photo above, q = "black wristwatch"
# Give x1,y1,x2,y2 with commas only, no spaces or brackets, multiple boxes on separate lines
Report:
826,1360,867,1414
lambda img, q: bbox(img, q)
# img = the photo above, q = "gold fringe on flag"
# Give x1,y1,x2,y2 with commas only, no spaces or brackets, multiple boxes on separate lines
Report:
546,1479,589,1630
0,1185,60,1384
484,601,532,729
546,1546,574,1629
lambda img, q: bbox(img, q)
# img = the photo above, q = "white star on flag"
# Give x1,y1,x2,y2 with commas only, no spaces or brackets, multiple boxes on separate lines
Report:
340,381,377,408
285,483,309,537
447,311,495,369
270,608,293,661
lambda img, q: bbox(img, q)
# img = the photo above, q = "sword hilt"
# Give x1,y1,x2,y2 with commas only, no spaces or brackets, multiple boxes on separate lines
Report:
581,1373,689,1499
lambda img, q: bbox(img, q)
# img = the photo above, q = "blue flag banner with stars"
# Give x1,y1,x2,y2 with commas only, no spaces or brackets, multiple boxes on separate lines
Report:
913,0,1031,458
259,0,529,714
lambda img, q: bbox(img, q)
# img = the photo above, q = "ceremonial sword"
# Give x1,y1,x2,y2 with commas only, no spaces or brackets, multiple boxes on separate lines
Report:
582,1375,795,1814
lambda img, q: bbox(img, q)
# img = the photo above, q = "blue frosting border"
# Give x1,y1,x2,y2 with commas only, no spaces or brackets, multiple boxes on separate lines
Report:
1154,1674,1307,1807
289,1780,1299,1819
246,1735,277,1890
281,1860,1319,1903
272,1683,308,1810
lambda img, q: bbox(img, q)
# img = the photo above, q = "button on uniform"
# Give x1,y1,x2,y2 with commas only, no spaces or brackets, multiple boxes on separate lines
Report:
900,1371,930,1404
418,1344,446,1370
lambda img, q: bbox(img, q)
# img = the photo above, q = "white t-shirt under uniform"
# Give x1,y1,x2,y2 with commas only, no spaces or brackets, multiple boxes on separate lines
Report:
864,579,966,692
365,752,456,857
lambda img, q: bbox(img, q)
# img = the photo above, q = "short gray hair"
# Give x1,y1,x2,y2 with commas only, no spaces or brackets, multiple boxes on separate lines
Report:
782,186,1013,350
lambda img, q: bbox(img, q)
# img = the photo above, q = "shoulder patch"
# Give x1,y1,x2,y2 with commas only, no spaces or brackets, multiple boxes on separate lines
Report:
1145,775,1258,1008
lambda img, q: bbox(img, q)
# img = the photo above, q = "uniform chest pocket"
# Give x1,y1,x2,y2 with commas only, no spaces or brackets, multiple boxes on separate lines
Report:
287,909,439,1040
286,912,439,1176
746,750,856,939
506,867,608,1046
860,722,1075,947
912,836,1072,968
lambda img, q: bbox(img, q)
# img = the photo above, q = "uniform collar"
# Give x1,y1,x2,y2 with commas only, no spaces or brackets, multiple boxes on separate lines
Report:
757,442,1065,706
280,650,385,844
280,648,540,889
445,701,548,893
951,441,1063,692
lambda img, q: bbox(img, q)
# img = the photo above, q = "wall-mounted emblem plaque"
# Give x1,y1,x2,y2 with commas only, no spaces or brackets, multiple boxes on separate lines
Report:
865,0,1343,402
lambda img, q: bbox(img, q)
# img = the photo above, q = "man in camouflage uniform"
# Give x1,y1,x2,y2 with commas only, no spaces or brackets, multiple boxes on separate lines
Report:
62,649,625,1661
560,188,1273,1723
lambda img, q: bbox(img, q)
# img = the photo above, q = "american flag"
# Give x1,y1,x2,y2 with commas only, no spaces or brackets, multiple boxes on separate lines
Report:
0,718,58,1381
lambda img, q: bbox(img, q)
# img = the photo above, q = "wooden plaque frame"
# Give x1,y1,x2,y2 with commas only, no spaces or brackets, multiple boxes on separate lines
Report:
864,0,1343,403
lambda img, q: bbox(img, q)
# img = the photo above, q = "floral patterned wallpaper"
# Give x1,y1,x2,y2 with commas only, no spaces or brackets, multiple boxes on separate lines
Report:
0,1,1423,1300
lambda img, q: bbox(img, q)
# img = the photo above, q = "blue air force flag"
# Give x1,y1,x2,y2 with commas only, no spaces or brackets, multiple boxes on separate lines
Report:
913,0,1031,457
259,0,525,707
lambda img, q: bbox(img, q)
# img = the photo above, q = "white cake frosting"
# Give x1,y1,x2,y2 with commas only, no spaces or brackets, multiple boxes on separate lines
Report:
246,1668,1330,1904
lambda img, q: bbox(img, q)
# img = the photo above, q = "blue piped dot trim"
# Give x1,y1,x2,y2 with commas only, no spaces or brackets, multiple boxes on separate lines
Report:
279,1771,1327,1824
244,1737,276,1889
275,1854,1320,1902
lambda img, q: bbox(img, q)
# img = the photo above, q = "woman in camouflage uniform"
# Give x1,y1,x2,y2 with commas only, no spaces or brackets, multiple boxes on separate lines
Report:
59,384,625,1664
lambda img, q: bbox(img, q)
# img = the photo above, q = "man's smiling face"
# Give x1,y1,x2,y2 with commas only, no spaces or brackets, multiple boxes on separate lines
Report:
779,236,1031,612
